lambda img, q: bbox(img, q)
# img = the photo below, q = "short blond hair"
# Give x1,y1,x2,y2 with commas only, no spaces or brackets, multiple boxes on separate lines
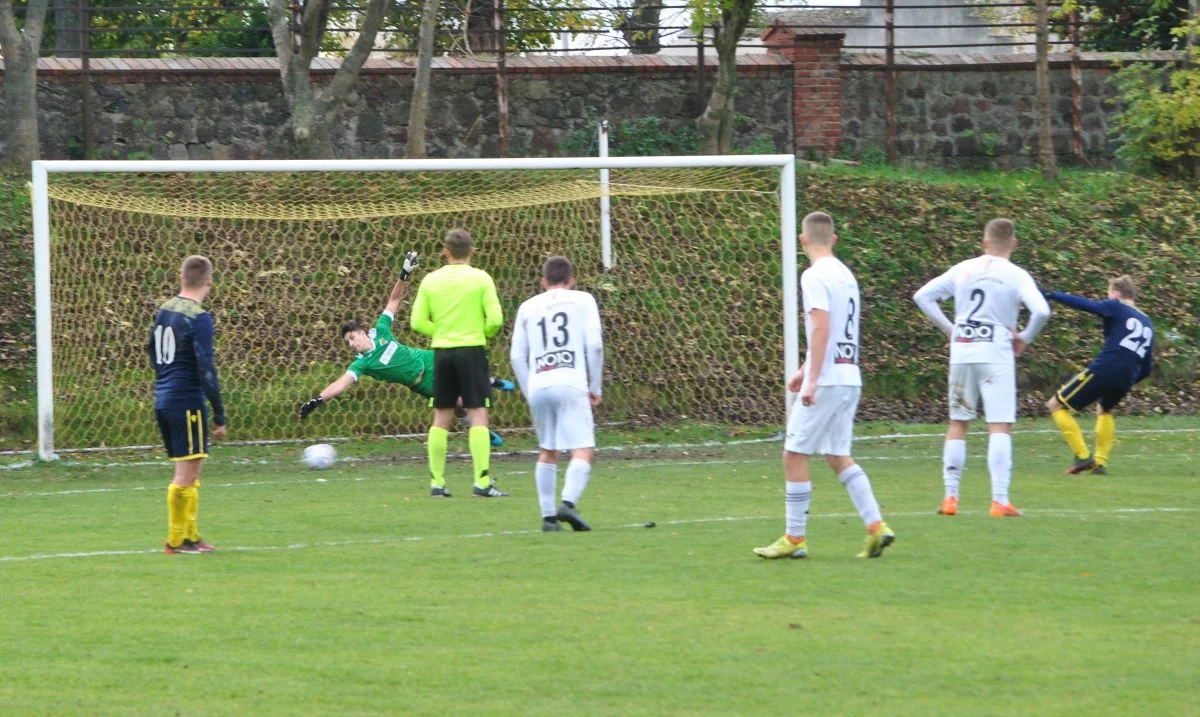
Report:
180,255,213,289
1109,275,1136,300
801,211,835,245
444,229,473,259
984,218,1016,250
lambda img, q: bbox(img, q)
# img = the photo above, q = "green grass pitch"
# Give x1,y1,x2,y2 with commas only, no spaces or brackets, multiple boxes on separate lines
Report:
2,417,1197,716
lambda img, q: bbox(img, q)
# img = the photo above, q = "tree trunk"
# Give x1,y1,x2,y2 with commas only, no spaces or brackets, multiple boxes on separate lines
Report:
0,0,51,170
267,0,393,159
618,0,663,55
696,3,751,155
1035,0,1059,180
407,0,440,158
53,0,81,57
288,76,336,159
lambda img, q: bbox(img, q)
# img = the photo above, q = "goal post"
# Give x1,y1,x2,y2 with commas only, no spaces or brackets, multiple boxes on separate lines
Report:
31,155,798,461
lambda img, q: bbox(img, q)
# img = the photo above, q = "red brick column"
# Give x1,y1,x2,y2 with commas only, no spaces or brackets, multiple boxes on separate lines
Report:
763,23,846,157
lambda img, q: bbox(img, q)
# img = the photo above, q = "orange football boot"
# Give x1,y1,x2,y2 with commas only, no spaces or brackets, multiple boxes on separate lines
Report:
989,501,1023,517
938,496,958,516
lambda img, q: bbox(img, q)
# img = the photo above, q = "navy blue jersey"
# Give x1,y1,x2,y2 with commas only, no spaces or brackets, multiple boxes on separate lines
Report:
1046,292,1153,387
147,296,226,425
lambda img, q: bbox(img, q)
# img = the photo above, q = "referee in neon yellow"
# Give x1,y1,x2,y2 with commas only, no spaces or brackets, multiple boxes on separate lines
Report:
411,228,507,497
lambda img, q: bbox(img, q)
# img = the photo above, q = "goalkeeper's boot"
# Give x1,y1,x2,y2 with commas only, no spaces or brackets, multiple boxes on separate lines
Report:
491,377,516,392
489,430,505,447
1091,464,1108,476
164,541,202,555
542,518,563,532
937,496,958,516
1065,455,1096,475
989,501,1023,517
857,522,896,559
184,538,215,553
430,484,452,498
556,502,592,532
473,483,509,498
753,535,808,559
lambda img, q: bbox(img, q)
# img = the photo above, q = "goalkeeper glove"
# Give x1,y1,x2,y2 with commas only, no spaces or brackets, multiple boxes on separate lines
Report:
299,396,324,420
491,377,516,392
399,250,419,281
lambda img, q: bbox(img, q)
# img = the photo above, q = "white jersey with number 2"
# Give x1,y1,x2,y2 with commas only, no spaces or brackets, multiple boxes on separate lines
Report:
801,256,862,388
913,255,1051,365
510,288,604,397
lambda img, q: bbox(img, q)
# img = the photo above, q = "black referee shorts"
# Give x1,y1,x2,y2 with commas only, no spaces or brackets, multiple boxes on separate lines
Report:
432,346,492,409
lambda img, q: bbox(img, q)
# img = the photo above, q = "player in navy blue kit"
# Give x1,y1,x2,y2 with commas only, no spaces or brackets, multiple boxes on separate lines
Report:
149,255,227,554
1044,276,1153,475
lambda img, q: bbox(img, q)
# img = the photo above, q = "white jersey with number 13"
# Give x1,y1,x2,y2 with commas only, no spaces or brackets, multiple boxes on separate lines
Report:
510,288,604,396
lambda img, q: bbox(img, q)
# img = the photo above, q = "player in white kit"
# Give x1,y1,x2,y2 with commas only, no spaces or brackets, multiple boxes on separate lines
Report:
510,256,604,532
755,212,895,560
913,218,1051,518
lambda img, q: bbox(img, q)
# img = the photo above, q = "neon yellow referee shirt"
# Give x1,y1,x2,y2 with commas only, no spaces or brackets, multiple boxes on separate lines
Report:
410,263,504,348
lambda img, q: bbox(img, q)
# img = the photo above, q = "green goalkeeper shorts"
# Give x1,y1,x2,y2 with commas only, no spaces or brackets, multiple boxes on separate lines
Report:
412,349,436,399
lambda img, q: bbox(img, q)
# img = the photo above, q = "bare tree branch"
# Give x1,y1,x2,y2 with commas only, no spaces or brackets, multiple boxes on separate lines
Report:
0,0,20,48
267,0,297,93
22,0,51,43
322,0,394,113
299,0,328,68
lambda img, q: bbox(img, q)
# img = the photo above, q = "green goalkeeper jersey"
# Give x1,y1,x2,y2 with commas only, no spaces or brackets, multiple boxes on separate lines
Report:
347,312,436,397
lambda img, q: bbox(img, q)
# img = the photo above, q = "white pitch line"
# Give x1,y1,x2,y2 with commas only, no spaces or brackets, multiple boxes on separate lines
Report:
1,445,1184,500
1,506,1194,563
9,426,1200,467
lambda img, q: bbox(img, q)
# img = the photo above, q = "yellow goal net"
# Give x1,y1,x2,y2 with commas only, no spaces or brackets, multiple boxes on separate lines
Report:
38,162,791,452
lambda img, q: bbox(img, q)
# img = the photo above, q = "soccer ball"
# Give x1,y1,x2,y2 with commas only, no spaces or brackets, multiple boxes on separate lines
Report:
301,443,337,470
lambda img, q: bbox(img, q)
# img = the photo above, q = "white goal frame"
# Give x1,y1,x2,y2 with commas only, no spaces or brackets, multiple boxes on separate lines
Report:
31,155,799,461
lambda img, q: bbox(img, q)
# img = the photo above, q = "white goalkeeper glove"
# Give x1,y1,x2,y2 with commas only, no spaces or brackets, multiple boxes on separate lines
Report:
400,250,419,281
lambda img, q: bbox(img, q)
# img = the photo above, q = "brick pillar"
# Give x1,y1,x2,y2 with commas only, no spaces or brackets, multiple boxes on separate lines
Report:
763,22,845,157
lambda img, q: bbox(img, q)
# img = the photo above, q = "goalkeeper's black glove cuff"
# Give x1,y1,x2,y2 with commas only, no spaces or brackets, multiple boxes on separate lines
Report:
299,396,324,420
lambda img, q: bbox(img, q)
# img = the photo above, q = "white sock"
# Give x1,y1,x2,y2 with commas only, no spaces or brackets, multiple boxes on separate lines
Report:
785,481,812,538
535,462,557,518
839,464,883,526
988,433,1013,504
561,458,591,507
943,439,966,499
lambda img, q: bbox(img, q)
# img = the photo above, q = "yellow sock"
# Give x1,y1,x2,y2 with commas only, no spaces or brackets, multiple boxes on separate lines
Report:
427,427,449,487
1051,409,1089,460
186,484,200,542
468,426,492,488
1095,413,1115,466
166,483,189,547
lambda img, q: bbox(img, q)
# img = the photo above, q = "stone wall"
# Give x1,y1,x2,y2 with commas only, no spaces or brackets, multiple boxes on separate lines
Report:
840,60,1123,169
5,56,793,161
0,47,1182,166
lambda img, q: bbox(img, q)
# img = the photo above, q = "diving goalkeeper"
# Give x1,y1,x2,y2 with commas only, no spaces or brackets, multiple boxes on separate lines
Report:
297,251,513,451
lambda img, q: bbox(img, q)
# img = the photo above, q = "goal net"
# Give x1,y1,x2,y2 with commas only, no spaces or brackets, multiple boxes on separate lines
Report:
32,157,797,457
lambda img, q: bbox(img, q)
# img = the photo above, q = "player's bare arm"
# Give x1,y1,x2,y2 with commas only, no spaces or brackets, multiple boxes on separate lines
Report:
299,373,356,419
803,309,831,406
383,251,419,315
787,363,806,393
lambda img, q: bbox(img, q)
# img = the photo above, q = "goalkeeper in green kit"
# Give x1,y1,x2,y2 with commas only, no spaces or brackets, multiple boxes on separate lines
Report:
298,251,513,455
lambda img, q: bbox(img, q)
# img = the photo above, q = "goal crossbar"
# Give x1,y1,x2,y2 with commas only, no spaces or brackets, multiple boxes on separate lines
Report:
31,155,799,461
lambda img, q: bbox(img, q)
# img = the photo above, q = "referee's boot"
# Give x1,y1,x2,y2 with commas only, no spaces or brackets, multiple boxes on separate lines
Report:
472,483,509,498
